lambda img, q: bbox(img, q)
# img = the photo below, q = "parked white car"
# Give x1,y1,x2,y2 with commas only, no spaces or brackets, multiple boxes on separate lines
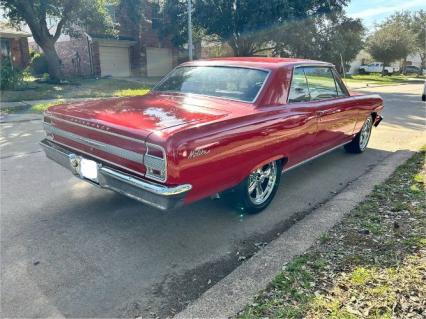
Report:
359,62,399,75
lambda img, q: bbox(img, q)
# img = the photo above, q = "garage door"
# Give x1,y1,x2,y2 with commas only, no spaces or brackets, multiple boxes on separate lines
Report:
99,46,130,77
146,47,173,77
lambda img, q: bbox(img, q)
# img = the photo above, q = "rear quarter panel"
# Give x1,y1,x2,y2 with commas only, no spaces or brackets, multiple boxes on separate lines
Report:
349,94,384,132
149,106,317,204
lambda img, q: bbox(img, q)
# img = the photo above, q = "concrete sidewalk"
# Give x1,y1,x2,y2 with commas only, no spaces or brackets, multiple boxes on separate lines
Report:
0,97,102,113
0,112,43,123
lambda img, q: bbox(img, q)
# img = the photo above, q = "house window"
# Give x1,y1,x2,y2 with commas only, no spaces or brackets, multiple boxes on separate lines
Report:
0,38,11,61
151,1,163,30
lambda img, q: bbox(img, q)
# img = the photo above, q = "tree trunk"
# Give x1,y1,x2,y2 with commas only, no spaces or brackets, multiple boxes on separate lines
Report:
402,57,407,75
381,64,386,77
420,53,426,70
39,40,63,83
12,1,66,82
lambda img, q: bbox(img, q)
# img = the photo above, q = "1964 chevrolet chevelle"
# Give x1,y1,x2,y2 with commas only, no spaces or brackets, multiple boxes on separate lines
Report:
41,58,383,213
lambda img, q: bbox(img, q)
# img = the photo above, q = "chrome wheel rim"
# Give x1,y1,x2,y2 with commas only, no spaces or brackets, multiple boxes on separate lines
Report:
359,117,372,150
248,162,277,205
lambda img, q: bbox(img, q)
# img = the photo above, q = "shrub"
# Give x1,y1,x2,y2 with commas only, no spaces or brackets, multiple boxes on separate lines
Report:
0,58,24,89
29,52,48,75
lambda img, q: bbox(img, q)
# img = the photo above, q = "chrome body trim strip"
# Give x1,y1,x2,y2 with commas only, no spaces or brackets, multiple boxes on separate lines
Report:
47,138,146,177
44,123,143,163
46,115,146,144
283,141,350,173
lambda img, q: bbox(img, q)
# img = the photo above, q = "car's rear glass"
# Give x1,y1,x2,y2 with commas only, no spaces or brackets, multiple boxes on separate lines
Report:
154,66,269,102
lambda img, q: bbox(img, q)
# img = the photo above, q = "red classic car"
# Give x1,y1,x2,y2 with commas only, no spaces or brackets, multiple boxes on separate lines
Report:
40,58,383,213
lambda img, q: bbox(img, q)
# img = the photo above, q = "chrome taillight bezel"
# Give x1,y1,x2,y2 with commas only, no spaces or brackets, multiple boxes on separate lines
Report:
144,143,167,182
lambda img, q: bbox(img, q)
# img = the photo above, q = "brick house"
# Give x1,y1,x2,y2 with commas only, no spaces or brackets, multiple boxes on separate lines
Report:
0,22,31,70
31,0,180,78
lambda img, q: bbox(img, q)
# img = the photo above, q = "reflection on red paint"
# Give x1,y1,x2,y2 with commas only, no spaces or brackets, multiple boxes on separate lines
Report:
44,58,384,206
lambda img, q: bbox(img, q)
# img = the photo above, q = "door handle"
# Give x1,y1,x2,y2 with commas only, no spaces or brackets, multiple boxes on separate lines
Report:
317,109,342,116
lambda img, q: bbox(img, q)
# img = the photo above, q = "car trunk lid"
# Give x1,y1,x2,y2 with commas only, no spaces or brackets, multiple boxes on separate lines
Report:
43,94,230,177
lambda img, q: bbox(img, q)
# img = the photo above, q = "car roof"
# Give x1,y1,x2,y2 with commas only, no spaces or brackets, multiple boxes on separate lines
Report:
181,57,333,70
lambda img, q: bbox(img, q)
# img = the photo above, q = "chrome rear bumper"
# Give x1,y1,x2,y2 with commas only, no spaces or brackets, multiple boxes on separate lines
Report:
40,139,192,210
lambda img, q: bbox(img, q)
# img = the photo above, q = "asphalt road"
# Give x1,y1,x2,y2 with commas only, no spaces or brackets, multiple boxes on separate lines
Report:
1,84,425,318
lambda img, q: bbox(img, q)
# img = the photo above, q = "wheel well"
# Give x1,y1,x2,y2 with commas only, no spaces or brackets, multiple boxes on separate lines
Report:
280,157,289,170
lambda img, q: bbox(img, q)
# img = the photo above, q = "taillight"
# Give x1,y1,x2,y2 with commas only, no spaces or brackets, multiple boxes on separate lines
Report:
144,143,167,182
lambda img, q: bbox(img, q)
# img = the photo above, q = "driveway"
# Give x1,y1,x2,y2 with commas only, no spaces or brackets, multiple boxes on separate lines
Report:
1,84,424,318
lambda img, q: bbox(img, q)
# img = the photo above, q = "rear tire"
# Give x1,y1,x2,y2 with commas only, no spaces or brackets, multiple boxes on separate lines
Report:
227,160,282,214
345,116,373,154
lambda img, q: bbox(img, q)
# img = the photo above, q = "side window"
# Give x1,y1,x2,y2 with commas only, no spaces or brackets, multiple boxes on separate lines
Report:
303,67,338,101
288,67,310,103
332,69,349,97
335,82,345,96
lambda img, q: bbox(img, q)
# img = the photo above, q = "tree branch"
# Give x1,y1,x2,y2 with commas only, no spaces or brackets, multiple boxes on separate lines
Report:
251,46,278,54
13,0,43,42
53,0,79,42
53,17,67,41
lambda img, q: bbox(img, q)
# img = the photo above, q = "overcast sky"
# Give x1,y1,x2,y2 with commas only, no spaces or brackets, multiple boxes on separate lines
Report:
346,0,424,29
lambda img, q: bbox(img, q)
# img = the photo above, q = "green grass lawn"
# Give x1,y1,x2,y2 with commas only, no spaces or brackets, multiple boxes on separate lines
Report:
344,74,425,86
29,100,65,113
0,77,152,102
239,147,426,319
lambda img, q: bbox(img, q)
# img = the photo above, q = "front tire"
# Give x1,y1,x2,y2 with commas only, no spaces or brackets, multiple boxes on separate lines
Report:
228,160,282,214
345,116,373,154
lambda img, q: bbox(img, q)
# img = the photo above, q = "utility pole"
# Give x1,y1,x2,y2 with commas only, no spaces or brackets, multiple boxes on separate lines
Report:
188,0,193,61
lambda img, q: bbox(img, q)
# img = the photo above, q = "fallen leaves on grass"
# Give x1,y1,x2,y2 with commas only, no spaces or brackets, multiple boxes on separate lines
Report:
239,148,426,319
306,250,425,318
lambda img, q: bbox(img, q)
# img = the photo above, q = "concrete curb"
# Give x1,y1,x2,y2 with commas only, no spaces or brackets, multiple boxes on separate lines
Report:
174,150,414,319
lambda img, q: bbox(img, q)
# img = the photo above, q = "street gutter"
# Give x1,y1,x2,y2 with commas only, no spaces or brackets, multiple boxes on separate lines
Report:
174,150,414,319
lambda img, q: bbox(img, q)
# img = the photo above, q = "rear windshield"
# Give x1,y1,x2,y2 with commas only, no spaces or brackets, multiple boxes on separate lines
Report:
154,66,269,102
